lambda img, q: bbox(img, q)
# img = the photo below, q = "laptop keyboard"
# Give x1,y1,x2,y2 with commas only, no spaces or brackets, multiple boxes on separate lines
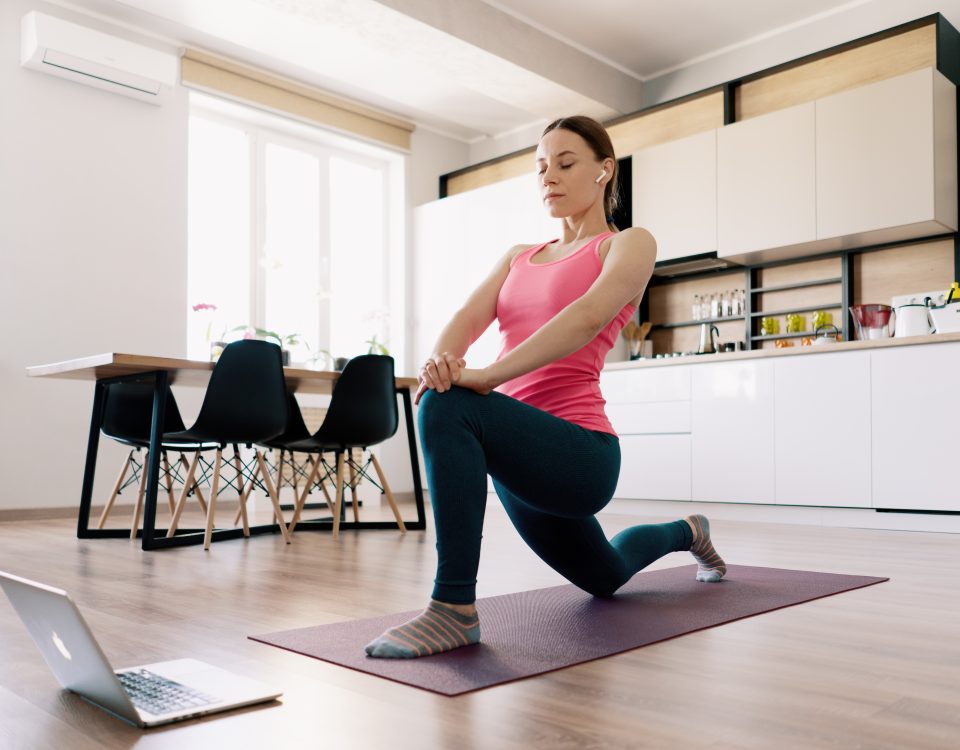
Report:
117,668,218,716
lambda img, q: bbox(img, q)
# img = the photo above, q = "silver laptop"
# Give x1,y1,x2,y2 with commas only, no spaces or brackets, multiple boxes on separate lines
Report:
0,571,282,727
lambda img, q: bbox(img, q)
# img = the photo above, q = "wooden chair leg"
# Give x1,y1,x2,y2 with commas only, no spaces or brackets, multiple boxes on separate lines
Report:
256,450,290,544
161,452,176,516
318,457,336,515
347,453,360,523
234,454,259,536
98,450,133,529
332,451,346,540
202,449,223,551
129,450,150,541
276,449,286,497
370,452,406,534
289,454,323,535
179,453,208,516
167,452,200,538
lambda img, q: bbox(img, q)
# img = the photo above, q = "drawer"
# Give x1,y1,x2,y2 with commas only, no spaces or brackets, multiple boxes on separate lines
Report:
600,366,691,404
614,435,691,501
607,401,691,434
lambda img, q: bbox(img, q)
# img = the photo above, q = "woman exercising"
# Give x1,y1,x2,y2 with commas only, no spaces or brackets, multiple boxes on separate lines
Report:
366,116,726,659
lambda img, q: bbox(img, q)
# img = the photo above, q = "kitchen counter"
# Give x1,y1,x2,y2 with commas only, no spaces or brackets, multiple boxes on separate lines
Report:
604,331,960,370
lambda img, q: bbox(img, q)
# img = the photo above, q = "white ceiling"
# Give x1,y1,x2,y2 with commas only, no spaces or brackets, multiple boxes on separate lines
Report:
53,0,908,143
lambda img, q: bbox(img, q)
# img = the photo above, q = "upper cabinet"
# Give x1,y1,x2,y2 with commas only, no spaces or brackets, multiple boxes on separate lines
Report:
816,67,958,243
717,102,817,258
632,130,717,262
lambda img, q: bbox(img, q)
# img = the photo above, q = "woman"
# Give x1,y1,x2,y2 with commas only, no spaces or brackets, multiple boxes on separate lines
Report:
365,116,726,659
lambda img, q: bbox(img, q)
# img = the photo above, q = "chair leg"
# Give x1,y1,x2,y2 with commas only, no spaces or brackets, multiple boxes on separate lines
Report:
370,451,406,534
161,452,176,517
289,453,323,535
318,457,336,515
179,452,208,516
256,450,290,544
231,447,247,531
347,453,360,523
98,450,133,529
129,450,150,541
234,453,258,536
167,452,200,538
202,449,223,551
332,451,346,540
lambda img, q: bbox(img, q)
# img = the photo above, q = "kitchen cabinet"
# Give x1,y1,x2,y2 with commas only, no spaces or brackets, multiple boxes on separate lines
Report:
816,67,957,243
774,351,871,507
601,367,692,501
717,102,816,258
413,173,556,367
691,359,775,503
871,342,960,511
632,130,717,262
615,435,691,501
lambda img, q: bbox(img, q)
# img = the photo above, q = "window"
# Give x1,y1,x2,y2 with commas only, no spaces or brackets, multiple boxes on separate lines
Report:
187,93,400,367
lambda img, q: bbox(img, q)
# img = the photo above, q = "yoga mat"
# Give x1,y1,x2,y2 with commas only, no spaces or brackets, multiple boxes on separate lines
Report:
251,564,887,696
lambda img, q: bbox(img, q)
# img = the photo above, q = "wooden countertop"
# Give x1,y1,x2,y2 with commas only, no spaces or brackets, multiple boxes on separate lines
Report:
604,332,960,370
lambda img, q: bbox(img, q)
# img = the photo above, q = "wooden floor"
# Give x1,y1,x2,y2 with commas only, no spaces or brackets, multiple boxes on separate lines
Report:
0,499,957,750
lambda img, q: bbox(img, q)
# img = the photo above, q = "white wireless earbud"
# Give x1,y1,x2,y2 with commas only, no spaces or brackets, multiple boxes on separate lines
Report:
595,170,607,184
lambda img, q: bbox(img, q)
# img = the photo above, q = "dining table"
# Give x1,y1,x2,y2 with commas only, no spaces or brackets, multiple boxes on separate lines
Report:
26,353,426,550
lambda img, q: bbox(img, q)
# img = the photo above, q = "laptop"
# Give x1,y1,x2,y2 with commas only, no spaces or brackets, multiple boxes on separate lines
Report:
0,571,282,727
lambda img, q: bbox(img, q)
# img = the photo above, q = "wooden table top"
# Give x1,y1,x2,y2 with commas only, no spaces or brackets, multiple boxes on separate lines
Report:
26,353,419,395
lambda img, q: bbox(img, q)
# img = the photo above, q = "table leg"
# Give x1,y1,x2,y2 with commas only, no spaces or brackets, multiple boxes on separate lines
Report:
77,381,107,538
399,387,426,530
140,371,168,551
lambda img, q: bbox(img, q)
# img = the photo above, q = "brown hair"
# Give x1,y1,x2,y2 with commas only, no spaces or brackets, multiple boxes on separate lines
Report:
541,116,619,228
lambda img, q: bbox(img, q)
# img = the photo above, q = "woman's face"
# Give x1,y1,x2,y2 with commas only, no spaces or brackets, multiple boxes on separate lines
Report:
536,128,609,219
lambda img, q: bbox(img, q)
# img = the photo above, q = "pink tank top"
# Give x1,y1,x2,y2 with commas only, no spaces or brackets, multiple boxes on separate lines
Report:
494,232,636,435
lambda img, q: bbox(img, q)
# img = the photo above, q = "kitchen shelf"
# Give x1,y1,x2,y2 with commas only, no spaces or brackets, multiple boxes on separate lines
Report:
653,315,746,330
750,330,835,341
751,277,843,294
749,304,843,318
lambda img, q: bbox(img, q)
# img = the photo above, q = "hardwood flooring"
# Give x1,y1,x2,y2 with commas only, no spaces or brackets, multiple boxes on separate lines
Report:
0,500,957,749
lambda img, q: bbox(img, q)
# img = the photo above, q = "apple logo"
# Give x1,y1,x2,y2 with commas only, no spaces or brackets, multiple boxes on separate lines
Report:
52,631,72,661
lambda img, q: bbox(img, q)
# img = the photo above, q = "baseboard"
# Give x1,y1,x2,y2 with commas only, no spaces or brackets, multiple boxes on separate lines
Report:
597,498,960,534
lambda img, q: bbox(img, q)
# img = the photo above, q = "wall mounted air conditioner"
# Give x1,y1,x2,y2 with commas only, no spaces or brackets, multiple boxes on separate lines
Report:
20,11,178,105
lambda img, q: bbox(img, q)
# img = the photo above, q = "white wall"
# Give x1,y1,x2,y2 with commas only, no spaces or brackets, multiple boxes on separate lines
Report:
0,0,188,510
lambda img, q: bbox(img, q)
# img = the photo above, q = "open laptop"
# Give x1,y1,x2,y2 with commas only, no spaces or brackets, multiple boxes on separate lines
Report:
0,571,282,727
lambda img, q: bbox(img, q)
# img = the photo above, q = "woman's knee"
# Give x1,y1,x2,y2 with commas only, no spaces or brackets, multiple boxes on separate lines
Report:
416,386,475,437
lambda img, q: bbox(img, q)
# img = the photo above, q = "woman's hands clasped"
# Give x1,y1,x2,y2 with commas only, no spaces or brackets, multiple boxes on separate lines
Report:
414,352,493,405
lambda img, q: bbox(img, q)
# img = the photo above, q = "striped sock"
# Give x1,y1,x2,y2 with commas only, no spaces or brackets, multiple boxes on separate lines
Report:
364,600,480,659
685,514,727,583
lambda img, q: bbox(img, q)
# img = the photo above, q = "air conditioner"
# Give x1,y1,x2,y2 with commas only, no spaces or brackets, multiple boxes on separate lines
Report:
20,11,178,105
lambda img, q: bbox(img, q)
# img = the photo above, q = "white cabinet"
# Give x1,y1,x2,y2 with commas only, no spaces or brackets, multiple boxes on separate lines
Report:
632,130,717,262
817,67,957,243
691,360,775,503
774,352,871,507
717,102,816,258
871,343,960,511
602,366,692,501
615,435,691,501
413,174,557,367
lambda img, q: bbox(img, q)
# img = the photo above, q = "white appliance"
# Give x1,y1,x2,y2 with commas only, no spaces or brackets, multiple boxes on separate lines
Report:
20,11,178,105
930,302,960,333
894,304,934,338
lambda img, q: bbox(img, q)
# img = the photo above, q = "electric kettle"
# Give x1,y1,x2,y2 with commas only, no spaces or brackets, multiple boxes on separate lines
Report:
894,303,933,338
698,324,720,354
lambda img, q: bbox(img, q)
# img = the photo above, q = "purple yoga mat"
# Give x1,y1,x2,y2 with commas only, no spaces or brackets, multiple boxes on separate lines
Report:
250,564,887,696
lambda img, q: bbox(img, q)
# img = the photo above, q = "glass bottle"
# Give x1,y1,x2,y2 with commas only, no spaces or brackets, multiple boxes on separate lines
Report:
710,293,720,319
721,290,731,317
692,294,701,321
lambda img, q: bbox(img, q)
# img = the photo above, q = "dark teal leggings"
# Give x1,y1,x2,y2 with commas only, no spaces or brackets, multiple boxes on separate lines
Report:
417,386,693,604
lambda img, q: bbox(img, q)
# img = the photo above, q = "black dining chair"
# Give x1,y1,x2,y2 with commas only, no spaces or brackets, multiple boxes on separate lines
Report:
163,339,291,550
232,393,338,526
286,354,406,538
97,382,209,539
